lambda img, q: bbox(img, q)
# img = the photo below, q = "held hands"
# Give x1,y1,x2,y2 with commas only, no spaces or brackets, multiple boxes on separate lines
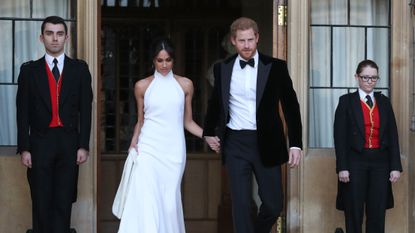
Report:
204,136,221,153
77,148,89,165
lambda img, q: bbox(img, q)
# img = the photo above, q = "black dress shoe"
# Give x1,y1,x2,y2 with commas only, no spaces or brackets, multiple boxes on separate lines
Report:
70,228,77,233
335,228,344,233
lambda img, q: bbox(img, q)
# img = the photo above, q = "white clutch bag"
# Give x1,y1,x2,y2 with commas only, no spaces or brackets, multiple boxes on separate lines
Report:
112,149,137,219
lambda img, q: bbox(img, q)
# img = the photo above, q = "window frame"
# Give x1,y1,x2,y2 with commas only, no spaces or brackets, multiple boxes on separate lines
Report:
308,0,392,149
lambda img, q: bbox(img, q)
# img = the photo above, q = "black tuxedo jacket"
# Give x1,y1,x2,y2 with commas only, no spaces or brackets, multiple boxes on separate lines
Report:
203,53,302,167
333,91,402,173
334,91,402,210
16,56,93,153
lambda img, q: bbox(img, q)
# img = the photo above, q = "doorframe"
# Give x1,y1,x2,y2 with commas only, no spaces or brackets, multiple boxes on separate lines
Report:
75,0,100,232
285,0,309,233
272,1,289,232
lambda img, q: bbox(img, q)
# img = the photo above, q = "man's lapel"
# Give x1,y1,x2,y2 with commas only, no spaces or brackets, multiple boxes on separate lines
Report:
34,57,52,112
59,55,73,105
256,53,271,109
221,56,236,118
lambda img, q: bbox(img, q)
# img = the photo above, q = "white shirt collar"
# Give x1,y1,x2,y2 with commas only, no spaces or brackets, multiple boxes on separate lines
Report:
45,53,65,67
358,88,374,101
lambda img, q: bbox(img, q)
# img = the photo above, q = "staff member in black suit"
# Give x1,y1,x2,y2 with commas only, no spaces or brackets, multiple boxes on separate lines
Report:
334,60,402,233
16,16,93,233
203,17,302,233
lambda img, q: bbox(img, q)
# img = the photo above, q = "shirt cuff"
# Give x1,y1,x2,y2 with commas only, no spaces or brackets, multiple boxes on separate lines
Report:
289,147,302,151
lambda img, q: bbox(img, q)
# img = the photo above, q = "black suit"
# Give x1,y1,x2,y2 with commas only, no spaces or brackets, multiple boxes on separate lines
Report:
16,56,92,233
203,53,302,233
334,91,402,233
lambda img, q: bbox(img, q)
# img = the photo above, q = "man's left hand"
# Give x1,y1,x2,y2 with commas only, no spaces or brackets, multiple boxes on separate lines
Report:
77,148,89,165
288,148,302,168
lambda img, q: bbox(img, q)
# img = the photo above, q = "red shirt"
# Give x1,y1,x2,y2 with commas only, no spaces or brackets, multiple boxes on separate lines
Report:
45,62,63,127
361,100,380,148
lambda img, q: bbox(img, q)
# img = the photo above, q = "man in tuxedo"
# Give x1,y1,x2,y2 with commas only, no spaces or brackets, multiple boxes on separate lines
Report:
203,17,302,233
16,16,93,233
334,60,402,233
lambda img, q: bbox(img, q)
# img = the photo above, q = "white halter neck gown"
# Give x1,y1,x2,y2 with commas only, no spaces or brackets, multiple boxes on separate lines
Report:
117,71,186,233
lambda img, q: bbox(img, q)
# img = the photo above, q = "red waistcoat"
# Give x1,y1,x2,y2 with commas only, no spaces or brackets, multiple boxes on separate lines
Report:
45,62,64,127
360,100,380,148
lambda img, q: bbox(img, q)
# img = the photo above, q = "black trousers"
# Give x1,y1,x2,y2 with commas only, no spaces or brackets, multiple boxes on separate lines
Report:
28,128,79,233
344,149,390,233
224,129,283,233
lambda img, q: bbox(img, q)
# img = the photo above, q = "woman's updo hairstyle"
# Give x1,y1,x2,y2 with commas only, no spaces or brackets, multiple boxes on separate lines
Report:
150,37,175,61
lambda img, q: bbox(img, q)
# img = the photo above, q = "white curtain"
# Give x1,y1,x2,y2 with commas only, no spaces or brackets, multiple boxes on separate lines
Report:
0,0,30,17
309,0,390,148
0,0,74,145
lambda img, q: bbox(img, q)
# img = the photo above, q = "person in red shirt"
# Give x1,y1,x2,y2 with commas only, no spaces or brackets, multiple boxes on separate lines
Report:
16,16,92,233
334,60,402,233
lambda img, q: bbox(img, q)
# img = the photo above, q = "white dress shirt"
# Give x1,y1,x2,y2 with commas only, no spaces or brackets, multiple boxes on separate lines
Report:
45,53,65,74
227,52,259,130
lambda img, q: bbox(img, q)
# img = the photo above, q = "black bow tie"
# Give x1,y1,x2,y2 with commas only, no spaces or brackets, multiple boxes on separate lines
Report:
239,58,255,69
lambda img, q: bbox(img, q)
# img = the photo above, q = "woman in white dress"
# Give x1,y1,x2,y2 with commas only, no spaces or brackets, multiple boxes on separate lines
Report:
115,38,205,233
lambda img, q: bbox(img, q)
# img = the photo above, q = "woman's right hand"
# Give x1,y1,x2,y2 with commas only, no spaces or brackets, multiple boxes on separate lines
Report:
338,170,350,183
128,144,138,153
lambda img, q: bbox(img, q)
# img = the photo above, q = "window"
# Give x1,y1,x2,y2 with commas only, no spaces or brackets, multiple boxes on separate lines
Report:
0,0,76,146
308,0,390,148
